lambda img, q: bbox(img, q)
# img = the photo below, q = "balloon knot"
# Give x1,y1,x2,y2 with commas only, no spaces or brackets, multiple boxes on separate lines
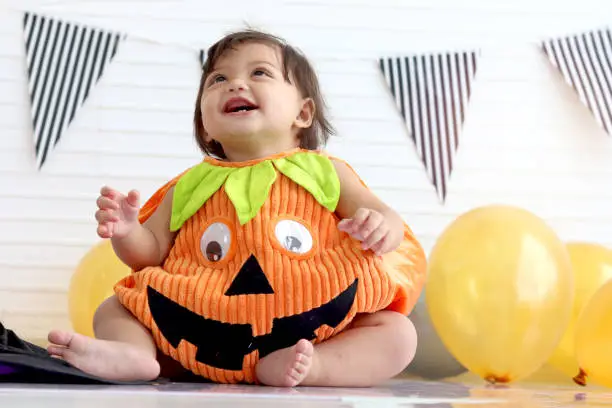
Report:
484,374,510,384
573,369,588,386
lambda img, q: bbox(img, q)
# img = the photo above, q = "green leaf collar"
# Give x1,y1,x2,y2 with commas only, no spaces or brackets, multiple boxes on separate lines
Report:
170,151,340,230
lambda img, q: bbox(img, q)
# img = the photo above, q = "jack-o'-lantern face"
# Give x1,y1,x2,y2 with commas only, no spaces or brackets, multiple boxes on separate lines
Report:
147,210,359,373
114,151,424,384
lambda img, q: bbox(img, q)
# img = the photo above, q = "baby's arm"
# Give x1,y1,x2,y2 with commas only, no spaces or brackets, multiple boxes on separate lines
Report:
111,187,177,271
45,187,178,382
332,160,405,255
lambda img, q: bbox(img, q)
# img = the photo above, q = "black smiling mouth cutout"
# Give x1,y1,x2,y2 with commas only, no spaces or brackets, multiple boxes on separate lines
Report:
147,254,358,371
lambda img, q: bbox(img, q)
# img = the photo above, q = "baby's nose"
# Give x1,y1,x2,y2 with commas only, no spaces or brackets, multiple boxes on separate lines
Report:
227,79,248,92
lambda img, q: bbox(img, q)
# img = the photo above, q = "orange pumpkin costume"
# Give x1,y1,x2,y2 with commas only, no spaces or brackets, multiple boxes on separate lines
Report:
114,149,427,384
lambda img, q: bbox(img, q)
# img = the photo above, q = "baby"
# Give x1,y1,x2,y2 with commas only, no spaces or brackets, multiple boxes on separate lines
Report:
46,29,427,387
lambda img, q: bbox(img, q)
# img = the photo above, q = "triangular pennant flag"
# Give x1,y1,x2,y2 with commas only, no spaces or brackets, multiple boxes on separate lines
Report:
379,51,479,202
542,28,612,135
22,11,125,169
199,49,207,68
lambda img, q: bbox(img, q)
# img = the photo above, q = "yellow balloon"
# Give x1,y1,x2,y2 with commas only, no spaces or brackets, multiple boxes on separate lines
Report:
68,240,130,337
426,205,573,384
548,243,612,378
574,278,612,388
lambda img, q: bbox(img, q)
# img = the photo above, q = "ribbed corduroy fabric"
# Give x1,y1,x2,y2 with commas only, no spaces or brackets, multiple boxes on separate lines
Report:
114,151,427,384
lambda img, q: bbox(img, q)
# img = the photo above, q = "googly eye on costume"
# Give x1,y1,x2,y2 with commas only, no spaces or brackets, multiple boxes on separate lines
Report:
200,222,232,262
274,219,313,254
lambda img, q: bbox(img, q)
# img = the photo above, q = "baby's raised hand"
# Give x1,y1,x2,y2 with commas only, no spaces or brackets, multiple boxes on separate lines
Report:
338,208,393,256
95,186,140,239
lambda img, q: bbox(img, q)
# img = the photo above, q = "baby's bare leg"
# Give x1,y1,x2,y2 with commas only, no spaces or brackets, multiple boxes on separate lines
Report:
47,295,160,381
255,310,417,387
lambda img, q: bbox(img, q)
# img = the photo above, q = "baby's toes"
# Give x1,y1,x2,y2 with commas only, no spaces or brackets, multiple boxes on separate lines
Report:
293,361,309,375
47,344,67,357
47,330,74,347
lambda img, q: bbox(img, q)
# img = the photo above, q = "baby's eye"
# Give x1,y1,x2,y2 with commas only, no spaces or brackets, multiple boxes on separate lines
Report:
207,74,225,86
252,69,268,77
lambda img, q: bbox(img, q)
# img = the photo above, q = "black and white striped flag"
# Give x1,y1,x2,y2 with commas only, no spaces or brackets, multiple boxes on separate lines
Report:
379,51,479,202
543,29,612,135
22,11,125,168
199,49,207,68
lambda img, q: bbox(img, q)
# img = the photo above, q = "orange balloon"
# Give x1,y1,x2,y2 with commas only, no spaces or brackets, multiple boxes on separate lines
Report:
548,243,612,378
426,205,573,384
68,240,130,337
574,278,612,388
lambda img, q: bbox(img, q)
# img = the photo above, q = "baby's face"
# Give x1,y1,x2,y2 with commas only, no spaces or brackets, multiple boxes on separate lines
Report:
199,42,309,151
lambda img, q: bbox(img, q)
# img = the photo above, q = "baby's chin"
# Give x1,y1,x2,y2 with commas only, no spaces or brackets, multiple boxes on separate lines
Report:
208,126,267,140
210,129,293,148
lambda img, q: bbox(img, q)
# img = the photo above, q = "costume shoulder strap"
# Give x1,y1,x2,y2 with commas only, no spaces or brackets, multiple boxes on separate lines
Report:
322,152,370,189
137,168,191,224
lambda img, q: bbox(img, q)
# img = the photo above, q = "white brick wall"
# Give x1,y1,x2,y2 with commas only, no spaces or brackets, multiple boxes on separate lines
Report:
1,0,611,342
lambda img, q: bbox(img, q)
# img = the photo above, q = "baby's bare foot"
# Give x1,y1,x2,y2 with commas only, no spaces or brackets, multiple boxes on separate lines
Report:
47,330,160,382
255,339,315,387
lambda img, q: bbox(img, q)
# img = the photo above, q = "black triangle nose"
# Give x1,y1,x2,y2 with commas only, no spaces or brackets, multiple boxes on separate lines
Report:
224,254,274,296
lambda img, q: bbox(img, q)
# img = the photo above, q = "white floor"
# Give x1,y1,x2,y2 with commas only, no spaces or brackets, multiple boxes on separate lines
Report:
1,378,612,408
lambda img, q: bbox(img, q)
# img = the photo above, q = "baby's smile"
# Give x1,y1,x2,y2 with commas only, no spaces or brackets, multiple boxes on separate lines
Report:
223,96,259,115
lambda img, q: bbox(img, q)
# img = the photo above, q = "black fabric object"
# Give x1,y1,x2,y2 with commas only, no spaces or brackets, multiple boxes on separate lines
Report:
0,321,149,385
224,254,275,296
147,278,358,371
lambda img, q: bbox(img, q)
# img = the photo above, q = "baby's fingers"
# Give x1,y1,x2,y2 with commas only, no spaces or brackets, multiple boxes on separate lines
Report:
97,195,119,210
100,185,119,199
361,225,388,251
351,208,371,227
125,189,140,208
339,208,371,236
337,218,353,232
96,223,114,238
95,209,119,224
355,211,383,241
370,235,390,256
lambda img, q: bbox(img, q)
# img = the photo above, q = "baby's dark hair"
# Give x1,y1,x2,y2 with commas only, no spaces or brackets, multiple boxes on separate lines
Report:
193,29,335,158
